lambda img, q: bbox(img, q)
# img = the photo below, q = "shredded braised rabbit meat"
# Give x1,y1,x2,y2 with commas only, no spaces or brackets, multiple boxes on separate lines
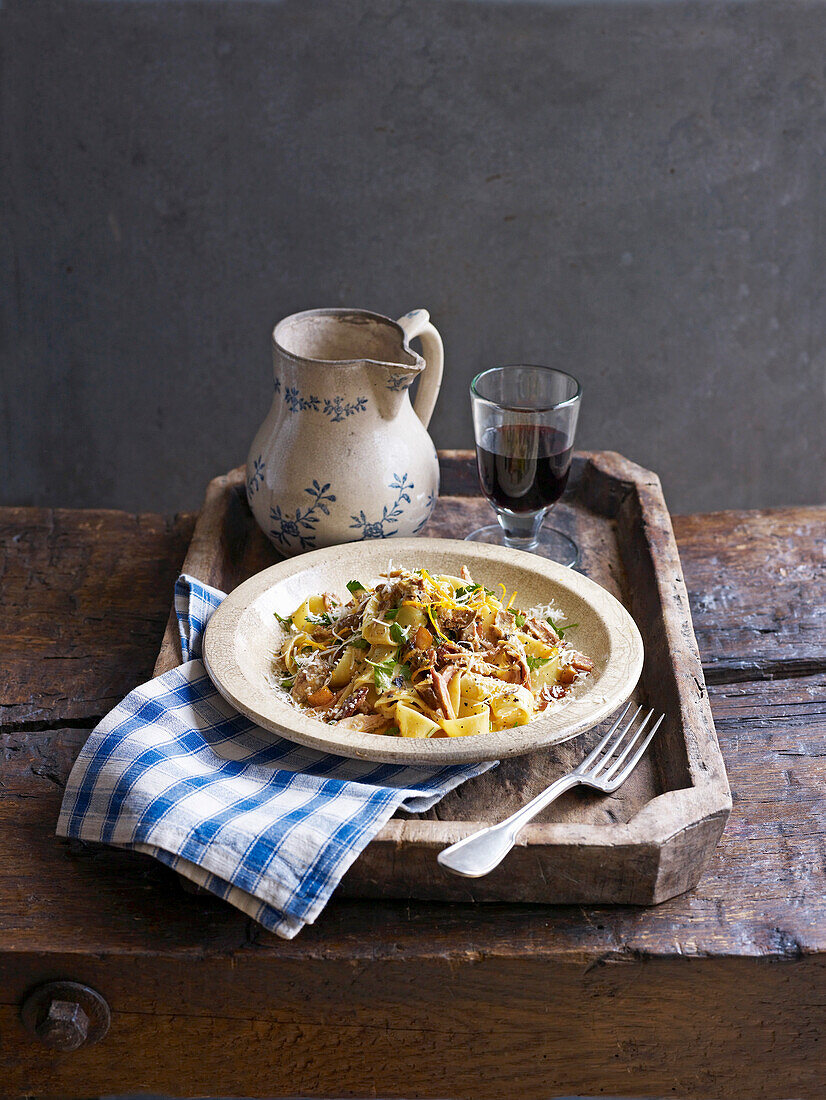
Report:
272,567,593,739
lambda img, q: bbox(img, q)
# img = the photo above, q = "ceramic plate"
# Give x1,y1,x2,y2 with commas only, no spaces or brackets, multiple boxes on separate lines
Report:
202,537,644,765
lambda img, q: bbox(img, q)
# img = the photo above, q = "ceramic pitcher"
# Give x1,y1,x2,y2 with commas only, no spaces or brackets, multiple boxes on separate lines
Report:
246,308,443,556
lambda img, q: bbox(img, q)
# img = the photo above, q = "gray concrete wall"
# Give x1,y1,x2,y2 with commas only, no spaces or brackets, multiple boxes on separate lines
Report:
3,0,825,515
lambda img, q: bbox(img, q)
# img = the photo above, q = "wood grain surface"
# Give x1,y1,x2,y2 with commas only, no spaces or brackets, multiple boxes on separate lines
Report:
0,453,824,1099
674,507,826,682
3,956,825,1099
0,508,194,725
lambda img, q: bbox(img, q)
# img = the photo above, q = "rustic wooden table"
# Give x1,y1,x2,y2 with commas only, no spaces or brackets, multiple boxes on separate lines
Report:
1,455,824,1099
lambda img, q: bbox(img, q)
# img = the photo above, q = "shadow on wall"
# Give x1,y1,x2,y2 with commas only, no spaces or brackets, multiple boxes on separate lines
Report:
3,0,826,513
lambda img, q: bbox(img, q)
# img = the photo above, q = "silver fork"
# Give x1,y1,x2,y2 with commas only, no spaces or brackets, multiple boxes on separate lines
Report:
437,703,664,878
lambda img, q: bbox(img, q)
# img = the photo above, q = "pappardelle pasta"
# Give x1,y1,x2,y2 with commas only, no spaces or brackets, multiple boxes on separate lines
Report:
272,567,593,738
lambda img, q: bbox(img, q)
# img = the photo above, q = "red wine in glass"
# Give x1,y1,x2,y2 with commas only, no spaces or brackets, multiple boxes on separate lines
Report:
476,424,573,513
468,364,581,564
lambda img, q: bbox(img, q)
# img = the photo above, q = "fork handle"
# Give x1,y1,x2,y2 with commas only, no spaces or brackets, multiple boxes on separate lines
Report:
436,773,581,878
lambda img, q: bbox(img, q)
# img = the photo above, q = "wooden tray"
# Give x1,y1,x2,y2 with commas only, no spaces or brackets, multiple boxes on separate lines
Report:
154,451,730,905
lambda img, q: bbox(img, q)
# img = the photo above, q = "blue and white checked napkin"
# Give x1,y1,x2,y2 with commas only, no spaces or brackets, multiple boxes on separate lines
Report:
57,575,495,938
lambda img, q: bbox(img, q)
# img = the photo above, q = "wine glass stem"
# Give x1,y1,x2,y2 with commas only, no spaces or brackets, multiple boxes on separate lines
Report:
497,508,546,551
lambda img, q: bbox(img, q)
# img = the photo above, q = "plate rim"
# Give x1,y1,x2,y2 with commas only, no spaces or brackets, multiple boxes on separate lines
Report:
202,537,644,764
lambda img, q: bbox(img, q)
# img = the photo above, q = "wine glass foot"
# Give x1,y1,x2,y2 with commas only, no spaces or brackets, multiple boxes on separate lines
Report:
464,525,580,568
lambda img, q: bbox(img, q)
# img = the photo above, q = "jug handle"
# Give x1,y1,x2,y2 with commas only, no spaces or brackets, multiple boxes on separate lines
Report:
396,309,444,430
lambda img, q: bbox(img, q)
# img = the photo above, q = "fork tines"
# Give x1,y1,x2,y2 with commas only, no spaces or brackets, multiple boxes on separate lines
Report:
580,704,665,789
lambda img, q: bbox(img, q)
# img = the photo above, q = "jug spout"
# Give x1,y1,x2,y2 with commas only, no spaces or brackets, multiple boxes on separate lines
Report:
364,308,446,426
367,359,423,420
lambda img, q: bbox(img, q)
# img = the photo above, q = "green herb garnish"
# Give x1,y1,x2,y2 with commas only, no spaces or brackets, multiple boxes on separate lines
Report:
455,583,482,599
515,612,526,628
368,656,398,694
384,726,400,737
306,611,334,626
346,579,366,595
526,655,552,671
280,676,296,689
390,621,410,644
350,636,370,650
274,611,293,628
547,617,578,638
366,654,410,694
384,608,399,620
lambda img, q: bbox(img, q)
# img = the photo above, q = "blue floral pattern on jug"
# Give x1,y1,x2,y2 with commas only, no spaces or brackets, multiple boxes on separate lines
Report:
386,372,414,392
284,386,320,413
247,455,265,497
270,480,337,551
323,395,368,421
350,474,414,540
274,378,368,419
412,490,438,534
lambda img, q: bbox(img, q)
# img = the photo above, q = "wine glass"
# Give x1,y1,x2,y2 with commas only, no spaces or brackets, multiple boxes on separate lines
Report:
466,365,581,567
